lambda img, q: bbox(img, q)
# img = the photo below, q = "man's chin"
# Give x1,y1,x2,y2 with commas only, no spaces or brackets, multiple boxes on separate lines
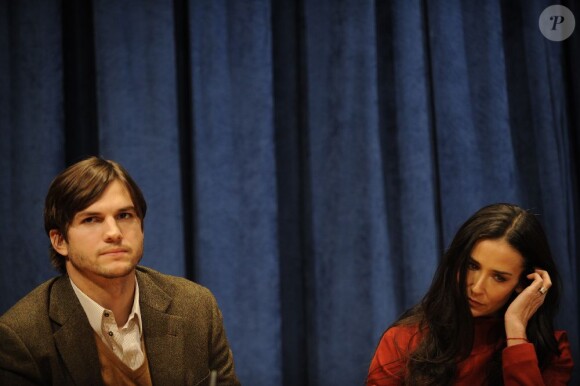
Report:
103,268,136,279
96,261,138,279
67,253,143,279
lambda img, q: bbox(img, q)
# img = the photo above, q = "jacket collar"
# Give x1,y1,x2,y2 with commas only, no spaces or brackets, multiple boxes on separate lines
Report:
49,275,103,386
136,268,186,385
48,268,186,385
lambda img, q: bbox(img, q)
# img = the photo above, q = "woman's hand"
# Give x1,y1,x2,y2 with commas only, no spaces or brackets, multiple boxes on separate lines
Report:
503,269,551,343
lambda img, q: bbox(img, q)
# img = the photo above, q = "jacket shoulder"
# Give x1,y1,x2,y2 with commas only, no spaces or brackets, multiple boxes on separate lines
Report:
0,277,60,330
136,265,209,291
136,266,217,308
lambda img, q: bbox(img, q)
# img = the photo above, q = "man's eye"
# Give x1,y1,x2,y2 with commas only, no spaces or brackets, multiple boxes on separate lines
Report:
118,212,133,220
82,217,96,223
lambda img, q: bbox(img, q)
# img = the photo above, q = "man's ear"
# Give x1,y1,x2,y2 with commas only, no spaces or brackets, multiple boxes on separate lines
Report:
49,229,69,256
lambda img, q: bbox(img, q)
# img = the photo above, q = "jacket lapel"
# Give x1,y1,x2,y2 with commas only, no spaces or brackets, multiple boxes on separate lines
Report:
138,270,186,385
49,276,103,386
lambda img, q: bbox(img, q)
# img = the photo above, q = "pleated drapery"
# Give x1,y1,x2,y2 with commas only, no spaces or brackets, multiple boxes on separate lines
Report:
1,1,579,384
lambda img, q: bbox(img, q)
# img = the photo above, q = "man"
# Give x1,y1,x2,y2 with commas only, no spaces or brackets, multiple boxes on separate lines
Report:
0,157,240,385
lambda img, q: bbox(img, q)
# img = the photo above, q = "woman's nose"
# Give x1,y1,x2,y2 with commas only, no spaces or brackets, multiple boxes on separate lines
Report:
469,273,485,294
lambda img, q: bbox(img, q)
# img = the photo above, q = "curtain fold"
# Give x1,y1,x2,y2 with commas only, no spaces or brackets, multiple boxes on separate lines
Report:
188,1,283,383
0,0,64,307
272,0,310,383
1,0,578,384
93,0,186,277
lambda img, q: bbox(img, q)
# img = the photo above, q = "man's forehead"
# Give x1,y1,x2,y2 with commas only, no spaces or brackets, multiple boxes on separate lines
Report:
75,180,135,214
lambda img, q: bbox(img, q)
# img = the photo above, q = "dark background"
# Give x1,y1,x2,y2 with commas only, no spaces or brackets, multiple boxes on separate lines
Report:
1,0,579,384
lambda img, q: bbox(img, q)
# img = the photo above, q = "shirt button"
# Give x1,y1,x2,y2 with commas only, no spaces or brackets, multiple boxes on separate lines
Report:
108,331,114,337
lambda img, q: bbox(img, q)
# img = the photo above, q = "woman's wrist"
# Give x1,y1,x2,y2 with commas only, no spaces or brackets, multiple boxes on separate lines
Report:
505,321,528,346
505,318,526,335
506,337,529,346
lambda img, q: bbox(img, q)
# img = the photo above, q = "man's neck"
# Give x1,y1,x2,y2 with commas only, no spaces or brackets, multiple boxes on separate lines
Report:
67,268,136,327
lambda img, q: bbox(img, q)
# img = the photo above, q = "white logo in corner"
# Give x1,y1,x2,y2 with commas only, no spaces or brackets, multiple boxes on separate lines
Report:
539,5,575,41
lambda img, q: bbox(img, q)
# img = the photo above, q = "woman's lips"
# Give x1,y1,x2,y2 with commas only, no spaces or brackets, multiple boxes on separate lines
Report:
469,297,484,307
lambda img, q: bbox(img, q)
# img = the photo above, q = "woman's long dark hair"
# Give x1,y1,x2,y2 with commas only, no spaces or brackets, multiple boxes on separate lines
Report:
395,203,561,385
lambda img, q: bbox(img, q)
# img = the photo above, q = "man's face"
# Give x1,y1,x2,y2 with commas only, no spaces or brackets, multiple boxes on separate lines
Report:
50,180,144,281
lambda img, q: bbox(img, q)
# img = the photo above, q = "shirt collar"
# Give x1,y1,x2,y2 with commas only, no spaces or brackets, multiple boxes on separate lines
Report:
69,276,143,338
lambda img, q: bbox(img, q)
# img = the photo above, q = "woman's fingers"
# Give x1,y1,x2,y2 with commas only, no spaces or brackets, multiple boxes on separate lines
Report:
529,269,551,295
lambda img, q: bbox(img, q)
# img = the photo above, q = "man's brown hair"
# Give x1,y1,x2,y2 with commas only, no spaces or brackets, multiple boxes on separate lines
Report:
44,157,147,273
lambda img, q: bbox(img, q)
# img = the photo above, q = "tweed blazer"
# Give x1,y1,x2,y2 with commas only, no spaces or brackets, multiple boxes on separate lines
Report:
0,266,240,386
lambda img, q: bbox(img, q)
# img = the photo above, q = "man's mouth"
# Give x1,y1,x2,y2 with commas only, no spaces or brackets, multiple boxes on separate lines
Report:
100,248,129,255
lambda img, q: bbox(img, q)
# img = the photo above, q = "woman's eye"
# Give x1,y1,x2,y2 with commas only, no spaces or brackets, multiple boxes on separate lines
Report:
467,262,478,270
494,275,507,282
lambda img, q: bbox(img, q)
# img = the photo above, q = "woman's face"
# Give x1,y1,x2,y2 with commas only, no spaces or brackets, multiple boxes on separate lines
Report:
466,238,525,317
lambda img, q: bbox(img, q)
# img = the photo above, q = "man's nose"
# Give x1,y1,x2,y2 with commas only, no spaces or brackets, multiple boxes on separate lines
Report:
103,217,123,241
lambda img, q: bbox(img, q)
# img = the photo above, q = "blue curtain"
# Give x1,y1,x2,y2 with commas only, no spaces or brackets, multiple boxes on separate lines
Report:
1,0,579,384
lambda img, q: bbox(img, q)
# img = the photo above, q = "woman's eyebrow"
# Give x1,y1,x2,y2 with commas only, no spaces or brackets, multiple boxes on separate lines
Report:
468,256,513,276
468,256,479,265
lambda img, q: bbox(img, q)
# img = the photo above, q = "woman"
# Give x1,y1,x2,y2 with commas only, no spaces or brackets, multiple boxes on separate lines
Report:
367,203,573,385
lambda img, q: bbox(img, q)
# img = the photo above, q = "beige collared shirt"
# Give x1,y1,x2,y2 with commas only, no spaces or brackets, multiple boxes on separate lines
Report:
70,277,145,370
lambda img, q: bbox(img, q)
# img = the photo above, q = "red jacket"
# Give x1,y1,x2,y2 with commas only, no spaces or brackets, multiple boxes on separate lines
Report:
367,317,573,385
